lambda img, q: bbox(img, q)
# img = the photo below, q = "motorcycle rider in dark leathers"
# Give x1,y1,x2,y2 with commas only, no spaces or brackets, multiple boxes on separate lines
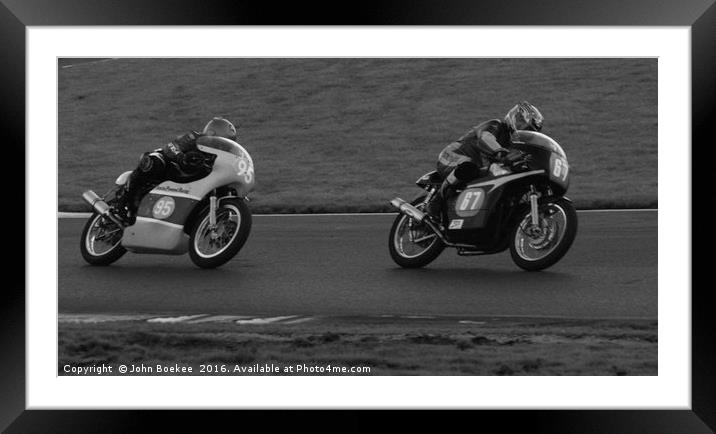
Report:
425,101,544,219
114,117,238,224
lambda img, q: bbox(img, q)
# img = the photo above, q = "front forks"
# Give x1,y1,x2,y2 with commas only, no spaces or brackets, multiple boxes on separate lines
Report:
529,185,540,227
208,191,219,239
523,185,546,239
209,193,217,227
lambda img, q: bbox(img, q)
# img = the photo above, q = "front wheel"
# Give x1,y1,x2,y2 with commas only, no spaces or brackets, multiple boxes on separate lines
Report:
188,198,252,269
388,197,445,268
509,197,578,271
80,213,127,266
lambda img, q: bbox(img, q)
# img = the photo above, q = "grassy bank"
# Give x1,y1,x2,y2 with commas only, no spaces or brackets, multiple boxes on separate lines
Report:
59,316,657,376
58,58,657,213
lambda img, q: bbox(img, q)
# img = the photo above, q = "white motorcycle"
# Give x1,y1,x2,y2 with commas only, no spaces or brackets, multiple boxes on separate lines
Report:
80,136,255,269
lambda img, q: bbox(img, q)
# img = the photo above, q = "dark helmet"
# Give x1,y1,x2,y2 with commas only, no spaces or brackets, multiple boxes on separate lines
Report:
504,101,543,132
202,117,237,141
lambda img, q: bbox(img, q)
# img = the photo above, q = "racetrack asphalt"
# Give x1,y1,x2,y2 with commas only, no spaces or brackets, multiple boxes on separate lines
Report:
58,211,657,319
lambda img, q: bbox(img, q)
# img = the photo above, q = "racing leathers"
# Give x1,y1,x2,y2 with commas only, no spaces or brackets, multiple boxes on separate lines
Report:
115,131,215,223
426,119,514,218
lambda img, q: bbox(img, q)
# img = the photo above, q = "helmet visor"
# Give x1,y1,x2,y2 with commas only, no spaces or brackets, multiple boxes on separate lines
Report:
530,106,544,131
203,117,237,140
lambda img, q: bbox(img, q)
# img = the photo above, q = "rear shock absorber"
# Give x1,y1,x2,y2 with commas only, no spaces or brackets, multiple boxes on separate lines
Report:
423,186,437,206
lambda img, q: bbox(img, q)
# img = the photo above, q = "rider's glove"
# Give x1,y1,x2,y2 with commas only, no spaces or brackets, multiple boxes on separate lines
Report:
493,149,510,163
495,149,529,167
178,151,215,173
173,132,197,148
506,150,531,169
178,152,202,169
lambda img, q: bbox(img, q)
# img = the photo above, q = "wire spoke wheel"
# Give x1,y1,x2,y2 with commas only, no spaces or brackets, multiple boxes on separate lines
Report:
388,196,445,268
188,198,252,269
393,215,438,259
80,213,127,265
193,205,241,259
85,214,123,256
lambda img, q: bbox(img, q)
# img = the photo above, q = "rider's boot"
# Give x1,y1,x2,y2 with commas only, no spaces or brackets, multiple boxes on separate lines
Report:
426,161,482,221
112,190,135,226
112,152,165,226
112,174,142,226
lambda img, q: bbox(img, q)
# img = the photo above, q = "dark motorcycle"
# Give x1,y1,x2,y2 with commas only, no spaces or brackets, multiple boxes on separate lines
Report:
389,130,577,271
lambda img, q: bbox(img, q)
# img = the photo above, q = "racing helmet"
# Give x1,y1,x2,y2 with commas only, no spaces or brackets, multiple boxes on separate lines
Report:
504,101,544,132
202,117,238,141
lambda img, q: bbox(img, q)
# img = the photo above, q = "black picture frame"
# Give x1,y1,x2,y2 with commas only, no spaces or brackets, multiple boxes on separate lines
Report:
2,0,711,432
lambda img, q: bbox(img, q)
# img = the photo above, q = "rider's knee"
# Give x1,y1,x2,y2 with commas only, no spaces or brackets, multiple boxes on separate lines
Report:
454,161,480,182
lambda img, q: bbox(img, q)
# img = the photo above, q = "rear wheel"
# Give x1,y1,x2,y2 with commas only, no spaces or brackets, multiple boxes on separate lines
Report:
509,197,577,271
188,198,252,269
80,213,126,266
388,197,445,268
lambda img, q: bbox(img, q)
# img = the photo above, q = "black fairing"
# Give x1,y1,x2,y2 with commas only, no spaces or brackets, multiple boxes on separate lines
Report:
416,170,443,187
440,131,569,250
443,172,543,250
512,130,565,156
511,130,570,194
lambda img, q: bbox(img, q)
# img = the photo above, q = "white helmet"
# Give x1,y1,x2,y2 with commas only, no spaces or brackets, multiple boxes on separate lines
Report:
202,117,237,141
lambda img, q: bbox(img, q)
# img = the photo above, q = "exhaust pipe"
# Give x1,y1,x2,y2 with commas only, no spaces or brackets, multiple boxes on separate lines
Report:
82,190,111,214
390,197,476,249
82,190,124,226
390,198,426,222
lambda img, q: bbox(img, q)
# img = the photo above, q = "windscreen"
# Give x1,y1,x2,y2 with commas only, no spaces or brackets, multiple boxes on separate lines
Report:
512,130,566,158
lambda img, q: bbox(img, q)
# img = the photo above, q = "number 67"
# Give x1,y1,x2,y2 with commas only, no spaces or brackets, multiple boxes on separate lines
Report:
553,158,569,181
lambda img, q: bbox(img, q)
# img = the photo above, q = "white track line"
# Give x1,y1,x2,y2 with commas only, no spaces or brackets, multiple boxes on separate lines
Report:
235,315,299,325
187,315,253,323
60,58,119,69
58,313,313,325
58,209,657,219
282,317,316,325
59,312,655,323
147,314,209,323
58,313,154,323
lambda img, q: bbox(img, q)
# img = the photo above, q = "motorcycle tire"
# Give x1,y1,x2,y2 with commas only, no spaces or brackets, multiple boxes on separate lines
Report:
509,197,578,271
388,196,445,268
80,212,127,266
188,198,252,269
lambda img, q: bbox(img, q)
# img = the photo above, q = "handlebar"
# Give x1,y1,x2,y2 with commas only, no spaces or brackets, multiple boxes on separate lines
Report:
503,150,531,171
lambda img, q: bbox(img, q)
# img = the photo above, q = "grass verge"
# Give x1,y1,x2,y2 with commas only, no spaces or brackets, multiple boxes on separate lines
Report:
59,316,657,375
59,58,657,213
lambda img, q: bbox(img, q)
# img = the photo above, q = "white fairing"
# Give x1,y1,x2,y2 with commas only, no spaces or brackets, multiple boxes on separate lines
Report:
122,217,189,255
191,141,256,198
115,170,132,186
120,136,255,254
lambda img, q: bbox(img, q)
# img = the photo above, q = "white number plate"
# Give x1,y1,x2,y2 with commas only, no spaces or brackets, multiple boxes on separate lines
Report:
152,196,176,220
